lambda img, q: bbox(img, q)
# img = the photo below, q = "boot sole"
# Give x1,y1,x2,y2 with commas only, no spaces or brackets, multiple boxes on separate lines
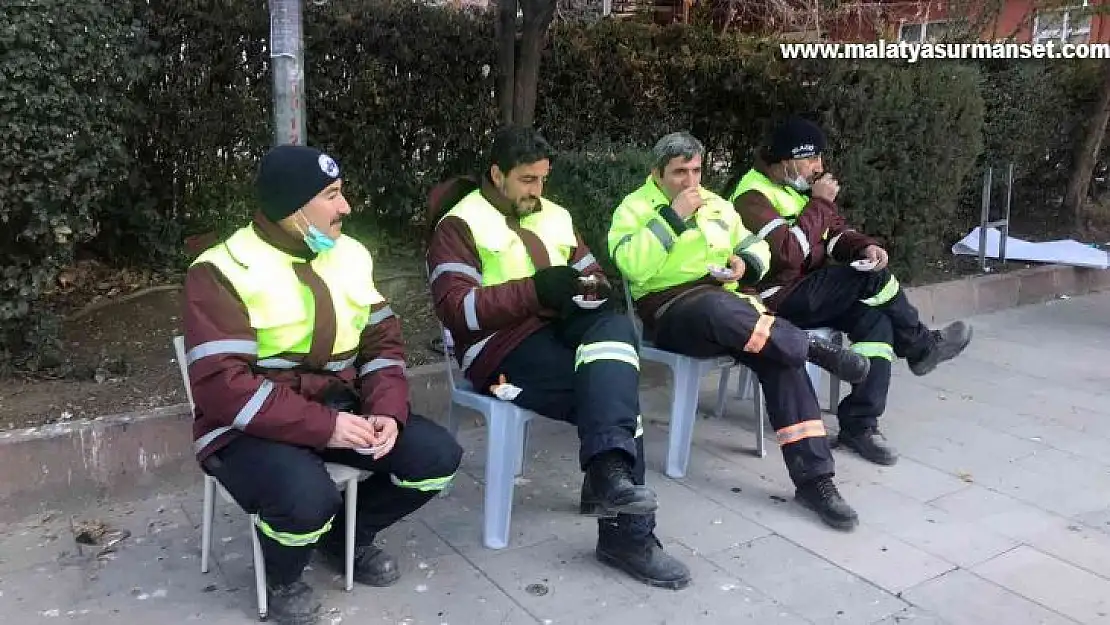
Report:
796,496,859,531
595,549,691,590
580,495,658,517
318,553,402,587
579,500,619,518
911,326,973,376
836,438,899,466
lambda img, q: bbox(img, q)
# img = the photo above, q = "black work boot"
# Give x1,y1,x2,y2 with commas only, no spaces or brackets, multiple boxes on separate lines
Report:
807,335,870,384
584,451,658,516
795,476,859,531
266,580,322,625
319,542,401,587
909,321,973,376
596,533,692,590
837,427,898,466
579,473,618,518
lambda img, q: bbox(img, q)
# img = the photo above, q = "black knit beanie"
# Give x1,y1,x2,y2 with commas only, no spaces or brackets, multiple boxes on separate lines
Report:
766,116,827,163
256,145,342,222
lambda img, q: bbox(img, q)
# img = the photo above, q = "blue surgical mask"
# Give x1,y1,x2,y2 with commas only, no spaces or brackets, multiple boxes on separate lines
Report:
296,212,336,253
304,224,336,253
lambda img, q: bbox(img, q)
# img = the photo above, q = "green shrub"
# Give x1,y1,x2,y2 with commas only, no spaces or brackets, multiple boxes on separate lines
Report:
1,0,1091,369
0,0,153,370
545,146,657,278
813,61,985,279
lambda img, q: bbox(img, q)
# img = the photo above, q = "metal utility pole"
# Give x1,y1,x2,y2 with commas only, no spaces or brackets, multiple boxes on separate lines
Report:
268,0,306,146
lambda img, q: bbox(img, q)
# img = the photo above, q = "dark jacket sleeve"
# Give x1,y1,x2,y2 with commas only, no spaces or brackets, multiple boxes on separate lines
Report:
734,189,836,274
568,231,609,284
427,216,543,341
356,297,410,425
823,211,880,263
183,263,337,449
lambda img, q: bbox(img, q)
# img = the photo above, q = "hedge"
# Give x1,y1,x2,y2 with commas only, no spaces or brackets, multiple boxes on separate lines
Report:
0,0,1102,370
0,1,155,370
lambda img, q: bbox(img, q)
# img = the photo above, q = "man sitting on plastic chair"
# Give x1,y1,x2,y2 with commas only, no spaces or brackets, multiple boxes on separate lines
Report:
608,131,870,531
725,116,972,467
183,145,462,625
425,125,691,590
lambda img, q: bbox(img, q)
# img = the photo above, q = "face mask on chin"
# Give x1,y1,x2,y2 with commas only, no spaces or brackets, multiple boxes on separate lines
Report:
785,162,810,192
296,212,336,253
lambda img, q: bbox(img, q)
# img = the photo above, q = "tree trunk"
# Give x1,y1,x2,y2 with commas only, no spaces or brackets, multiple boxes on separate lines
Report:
497,0,518,125
1064,60,1110,234
512,0,555,127
718,0,737,36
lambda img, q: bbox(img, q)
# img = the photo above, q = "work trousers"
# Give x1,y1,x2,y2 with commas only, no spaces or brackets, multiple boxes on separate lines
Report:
483,309,654,543
776,265,933,434
653,290,834,486
202,411,462,586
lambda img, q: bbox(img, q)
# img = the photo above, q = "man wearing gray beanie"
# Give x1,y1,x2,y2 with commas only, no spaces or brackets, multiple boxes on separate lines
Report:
182,144,463,624
725,116,972,469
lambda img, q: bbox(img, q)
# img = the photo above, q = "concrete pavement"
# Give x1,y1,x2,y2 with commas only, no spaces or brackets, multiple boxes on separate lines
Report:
2,291,1109,624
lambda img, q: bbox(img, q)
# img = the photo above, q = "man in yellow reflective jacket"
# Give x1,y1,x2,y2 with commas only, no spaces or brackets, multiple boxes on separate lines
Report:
184,145,462,624
427,126,691,589
727,117,973,467
609,131,870,531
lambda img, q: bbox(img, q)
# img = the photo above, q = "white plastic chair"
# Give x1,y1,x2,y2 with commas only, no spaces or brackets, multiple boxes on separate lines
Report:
439,325,538,550
172,336,366,621
619,285,742,478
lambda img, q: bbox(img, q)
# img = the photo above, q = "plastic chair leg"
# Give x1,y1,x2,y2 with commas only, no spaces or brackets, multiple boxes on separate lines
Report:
201,475,216,574
248,514,267,621
441,403,461,498
738,367,753,400
829,331,843,410
665,364,701,479
344,477,357,592
446,402,460,438
754,385,767,458
483,404,527,549
714,366,732,419
514,420,530,478
805,361,822,402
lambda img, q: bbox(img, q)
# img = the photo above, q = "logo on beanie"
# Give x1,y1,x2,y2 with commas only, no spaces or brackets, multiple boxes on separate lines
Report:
792,143,817,158
318,154,340,178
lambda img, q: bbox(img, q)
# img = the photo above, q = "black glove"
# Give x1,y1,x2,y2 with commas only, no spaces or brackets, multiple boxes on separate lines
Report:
318,383,360,412
532,265,581,311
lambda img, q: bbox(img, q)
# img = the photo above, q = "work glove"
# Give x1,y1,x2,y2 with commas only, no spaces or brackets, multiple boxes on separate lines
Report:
532,265,581,311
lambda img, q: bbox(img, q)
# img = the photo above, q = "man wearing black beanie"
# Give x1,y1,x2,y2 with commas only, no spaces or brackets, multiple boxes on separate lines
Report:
182,144,463,624
724,116,973,468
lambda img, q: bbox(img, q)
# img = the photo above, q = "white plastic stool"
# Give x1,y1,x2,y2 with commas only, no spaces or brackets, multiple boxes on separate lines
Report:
174,336,367,620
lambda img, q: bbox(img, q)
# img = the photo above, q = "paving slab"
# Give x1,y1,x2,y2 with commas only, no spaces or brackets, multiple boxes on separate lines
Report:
705,534,908,624
2,291,1110,623
972,546,1110,624
902,568,1079,625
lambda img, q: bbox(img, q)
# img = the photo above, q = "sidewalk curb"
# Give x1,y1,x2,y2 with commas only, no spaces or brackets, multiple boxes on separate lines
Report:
904,263,1110,325
2,263,1107,518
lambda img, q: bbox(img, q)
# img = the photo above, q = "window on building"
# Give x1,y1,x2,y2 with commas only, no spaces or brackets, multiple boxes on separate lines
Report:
898,20,952,43
1033,1,1092,44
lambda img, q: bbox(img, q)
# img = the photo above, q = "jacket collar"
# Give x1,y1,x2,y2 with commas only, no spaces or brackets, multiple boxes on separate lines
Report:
479,174,543,220
251,211,316,261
